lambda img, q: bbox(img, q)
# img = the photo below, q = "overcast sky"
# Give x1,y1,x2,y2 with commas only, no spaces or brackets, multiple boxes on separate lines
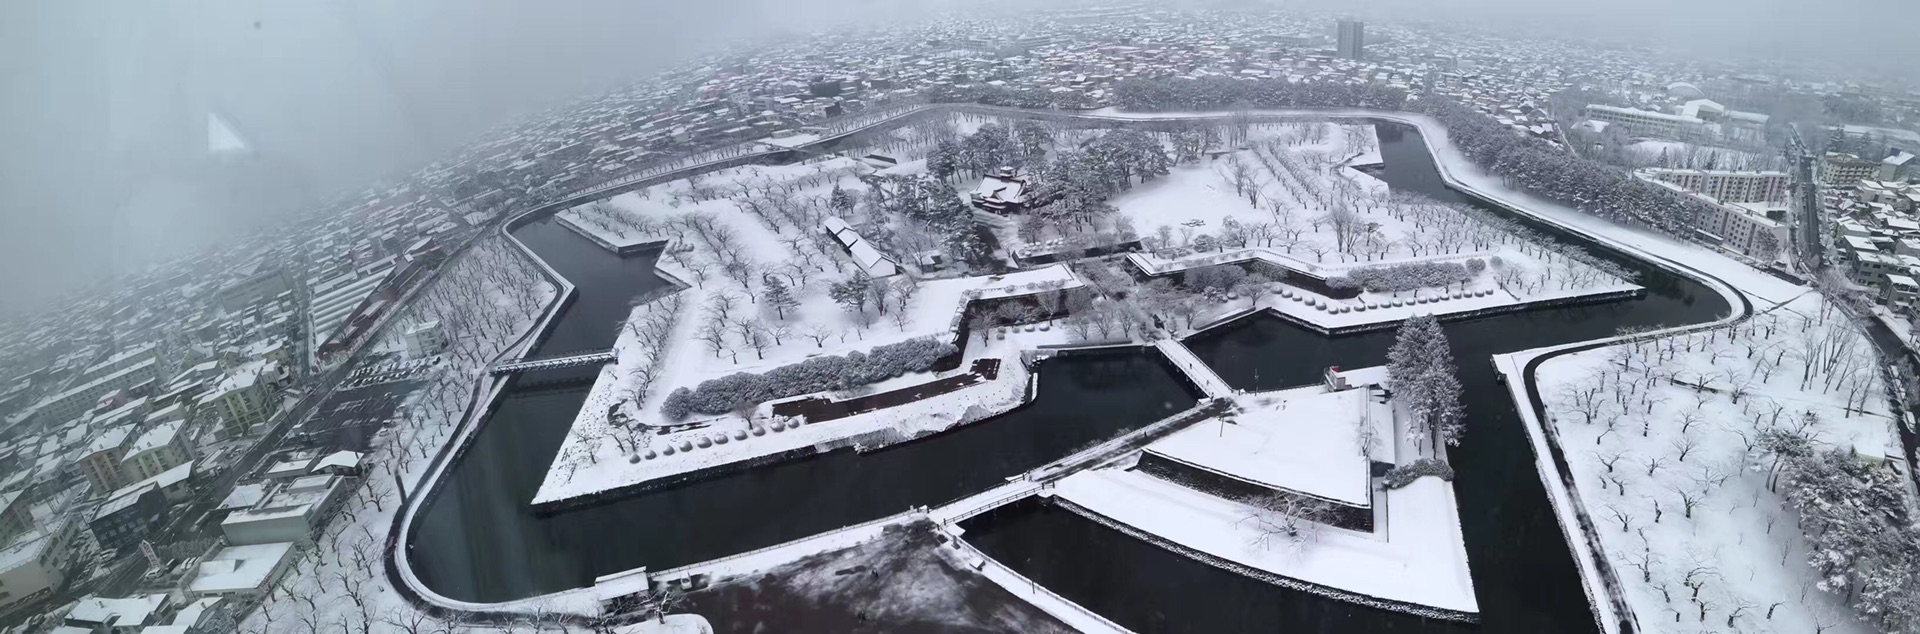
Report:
0,0,1914,314
0,0,939,313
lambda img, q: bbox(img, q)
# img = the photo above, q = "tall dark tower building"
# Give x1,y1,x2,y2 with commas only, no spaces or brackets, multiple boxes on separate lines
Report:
1336,20,1366,60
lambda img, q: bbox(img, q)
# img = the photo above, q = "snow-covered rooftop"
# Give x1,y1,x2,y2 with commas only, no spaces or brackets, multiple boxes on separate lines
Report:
188,542,295,595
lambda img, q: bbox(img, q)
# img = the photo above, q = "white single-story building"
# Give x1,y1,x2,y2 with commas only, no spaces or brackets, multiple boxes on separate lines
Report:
184,542,296,599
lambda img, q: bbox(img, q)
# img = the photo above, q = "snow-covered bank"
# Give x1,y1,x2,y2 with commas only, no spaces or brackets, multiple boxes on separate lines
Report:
1050,366,1477,617
1054,462,1476,616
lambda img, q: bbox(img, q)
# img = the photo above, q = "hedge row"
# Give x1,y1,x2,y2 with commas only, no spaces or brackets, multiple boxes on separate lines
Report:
660,337,957,419
1383,458,1455,489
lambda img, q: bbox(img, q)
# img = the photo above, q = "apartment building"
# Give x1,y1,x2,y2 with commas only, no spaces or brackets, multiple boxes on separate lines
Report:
1823,152,1879,187
1641,169,1789,204
1585,104,1704,139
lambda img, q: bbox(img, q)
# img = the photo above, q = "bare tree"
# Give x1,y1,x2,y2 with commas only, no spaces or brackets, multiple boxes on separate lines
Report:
1236,493,1336,551
802,323,836,348
697,323,730,359
733,318,770,359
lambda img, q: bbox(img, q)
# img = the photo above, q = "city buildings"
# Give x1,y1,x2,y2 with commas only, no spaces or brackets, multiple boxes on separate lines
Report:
400,320,448,360
78,426,134,494
202,362,279,438
182,542,297,599
1638,173,1790,259
60,593,172,631
219,474,349,546
0,514,76,612
215,264,292,313
1640,169,1789,204
0,492,28,544
1584,104,1705,139
1336,19,1365,60
1823,152,1879,187
87,482,165,553
22,358,158,429
120,420,190,483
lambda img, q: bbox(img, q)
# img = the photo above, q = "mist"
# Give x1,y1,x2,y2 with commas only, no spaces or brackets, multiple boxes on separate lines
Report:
0,0,945,313
2,0,1915,314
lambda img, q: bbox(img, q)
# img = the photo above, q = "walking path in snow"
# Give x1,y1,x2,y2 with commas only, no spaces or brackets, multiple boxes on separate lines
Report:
1153,340,1236,398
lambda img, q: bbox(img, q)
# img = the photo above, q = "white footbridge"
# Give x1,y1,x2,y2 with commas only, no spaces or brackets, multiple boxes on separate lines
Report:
488,349,616,375
1154,340,1236,398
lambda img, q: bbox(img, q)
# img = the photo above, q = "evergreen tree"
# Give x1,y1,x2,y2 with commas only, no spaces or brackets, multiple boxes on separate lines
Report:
763,277,798,320
962,123,1014,175
1014,119,1053,168
1387,314,1466,453
927,139,959,182
829,183,855,215
829,278,870,314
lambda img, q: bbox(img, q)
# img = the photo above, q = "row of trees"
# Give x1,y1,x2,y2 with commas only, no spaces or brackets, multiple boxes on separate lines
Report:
926,120,1054,179
660,337,956,419
1329,259,1486,295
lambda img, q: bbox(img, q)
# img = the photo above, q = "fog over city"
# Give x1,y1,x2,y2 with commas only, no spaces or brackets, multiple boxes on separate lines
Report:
9,1,1920,633
0,0,1910,312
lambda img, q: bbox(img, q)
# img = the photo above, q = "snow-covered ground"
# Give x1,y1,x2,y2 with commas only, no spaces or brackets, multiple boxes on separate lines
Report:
613,614,712,634
1112,123,1384,251
1531,291,1895,634
1059,469,1477,613
1144,382,1388,506
1107,120,1642,332
538,155,1087,503
1074,106,1789,308
1053,366,1478,615
534,327,1058,504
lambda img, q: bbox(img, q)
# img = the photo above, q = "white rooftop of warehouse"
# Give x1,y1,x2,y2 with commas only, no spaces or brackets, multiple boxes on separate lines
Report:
188,542,295,595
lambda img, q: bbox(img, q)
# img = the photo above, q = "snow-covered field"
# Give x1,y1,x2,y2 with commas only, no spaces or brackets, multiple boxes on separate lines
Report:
1053,367,1477,615
1534,291,1896,634
1144,383,1387,506
1109,121,1642,332
538,154,1087,503
1112,122,1382,243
